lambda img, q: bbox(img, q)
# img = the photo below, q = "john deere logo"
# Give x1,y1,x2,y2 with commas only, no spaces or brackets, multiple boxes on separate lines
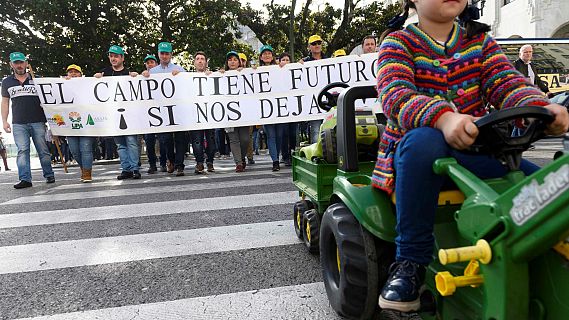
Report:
69,111,83,130
86,114,95,126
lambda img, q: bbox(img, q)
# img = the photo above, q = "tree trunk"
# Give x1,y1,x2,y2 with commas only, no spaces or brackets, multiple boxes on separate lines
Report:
289,0,297,60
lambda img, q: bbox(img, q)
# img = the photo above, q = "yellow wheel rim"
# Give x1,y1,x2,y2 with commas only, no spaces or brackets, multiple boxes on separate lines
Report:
296,210,301,228
306,221,311,242
336,247,341,273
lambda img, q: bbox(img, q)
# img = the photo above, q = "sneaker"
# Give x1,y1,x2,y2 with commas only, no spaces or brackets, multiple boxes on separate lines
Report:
272,161,280,172
167,160,175,173
132,170,141,179
242,158,247,169
235,163,244,172
207,163,215,172
117,171,134,180
46,176,56,184
195,163,205,174
214,152,221,159
176,168,185,176
160,166,167,172
147,167,157,174
378,260,426,312
14,180,33,189
248,158,255,164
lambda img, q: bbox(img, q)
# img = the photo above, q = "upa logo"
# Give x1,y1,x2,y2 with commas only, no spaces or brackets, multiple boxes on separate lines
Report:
69,111,83,130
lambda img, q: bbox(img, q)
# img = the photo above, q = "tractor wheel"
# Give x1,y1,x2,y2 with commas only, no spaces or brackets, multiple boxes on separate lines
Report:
320,203,383,320
293,200,313,240
321,128,337,163
302,209,321,254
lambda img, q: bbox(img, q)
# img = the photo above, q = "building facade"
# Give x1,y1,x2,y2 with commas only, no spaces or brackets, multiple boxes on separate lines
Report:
478,0,569,38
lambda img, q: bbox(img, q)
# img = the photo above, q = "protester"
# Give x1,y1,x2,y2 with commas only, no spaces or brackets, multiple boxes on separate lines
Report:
223,51,250,172
64,64,95,182
94,45,141,180
257,45,284,171
278,52,296,167
0,132,11,171
301,35,328,144
143,42,188,176
189,51,216,173
141,54,166,174
361,35,377,54
1,52,55,189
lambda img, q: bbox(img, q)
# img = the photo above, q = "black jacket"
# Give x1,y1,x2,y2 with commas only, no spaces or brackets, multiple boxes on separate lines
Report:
513,58,549,93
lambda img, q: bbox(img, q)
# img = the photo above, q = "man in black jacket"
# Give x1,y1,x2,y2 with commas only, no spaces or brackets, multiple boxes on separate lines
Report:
514,44,550,94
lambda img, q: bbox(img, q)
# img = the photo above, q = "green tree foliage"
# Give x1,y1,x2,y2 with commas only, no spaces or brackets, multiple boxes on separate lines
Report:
0,0,399,77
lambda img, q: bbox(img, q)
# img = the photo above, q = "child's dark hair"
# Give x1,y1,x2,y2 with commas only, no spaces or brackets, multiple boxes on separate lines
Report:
380,0,491,43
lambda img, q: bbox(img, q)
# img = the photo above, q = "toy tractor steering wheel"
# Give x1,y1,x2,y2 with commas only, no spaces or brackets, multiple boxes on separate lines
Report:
470,106,554,170
317,82,350,111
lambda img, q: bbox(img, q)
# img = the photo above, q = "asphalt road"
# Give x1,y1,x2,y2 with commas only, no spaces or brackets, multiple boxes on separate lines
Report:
0,138,563,320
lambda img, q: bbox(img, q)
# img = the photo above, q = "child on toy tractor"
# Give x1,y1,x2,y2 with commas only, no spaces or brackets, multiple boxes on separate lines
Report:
373,0,569,317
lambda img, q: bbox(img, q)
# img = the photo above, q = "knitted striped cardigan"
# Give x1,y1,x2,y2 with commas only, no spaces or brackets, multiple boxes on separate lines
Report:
371,22,549,194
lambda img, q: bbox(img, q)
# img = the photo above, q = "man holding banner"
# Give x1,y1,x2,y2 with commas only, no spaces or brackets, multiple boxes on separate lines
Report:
301,34,328,144
1,52,55,189
144,41,188,177
94,45,141,180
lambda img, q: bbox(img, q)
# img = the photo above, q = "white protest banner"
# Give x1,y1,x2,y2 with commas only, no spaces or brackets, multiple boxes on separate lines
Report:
35,53,378,136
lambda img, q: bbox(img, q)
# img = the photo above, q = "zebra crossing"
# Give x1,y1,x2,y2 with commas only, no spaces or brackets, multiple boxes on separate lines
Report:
0,155,342,320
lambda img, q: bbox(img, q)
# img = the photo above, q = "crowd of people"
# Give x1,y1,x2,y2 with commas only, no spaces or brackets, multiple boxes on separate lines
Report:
1,34,378,188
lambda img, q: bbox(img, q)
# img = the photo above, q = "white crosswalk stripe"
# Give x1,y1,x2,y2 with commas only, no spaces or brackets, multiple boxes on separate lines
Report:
0,155,335,319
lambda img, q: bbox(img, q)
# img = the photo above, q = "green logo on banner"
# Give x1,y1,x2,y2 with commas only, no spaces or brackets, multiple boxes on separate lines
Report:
86,114,95,126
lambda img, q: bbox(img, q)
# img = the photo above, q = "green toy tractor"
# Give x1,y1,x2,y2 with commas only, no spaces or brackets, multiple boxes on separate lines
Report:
293,83,383,253
292,85,569,320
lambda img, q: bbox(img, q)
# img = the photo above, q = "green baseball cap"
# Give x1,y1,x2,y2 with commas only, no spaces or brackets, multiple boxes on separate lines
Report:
158,42,172,53
144,54,157,63
226,51,239,60
108,45,125,55
259,45,273,54
9,52,26,62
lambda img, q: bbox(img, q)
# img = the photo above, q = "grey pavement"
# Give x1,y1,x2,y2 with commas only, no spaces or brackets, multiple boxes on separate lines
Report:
0,139,563,319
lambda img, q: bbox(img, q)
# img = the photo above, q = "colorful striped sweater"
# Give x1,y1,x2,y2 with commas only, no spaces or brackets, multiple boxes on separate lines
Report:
371,22,549,194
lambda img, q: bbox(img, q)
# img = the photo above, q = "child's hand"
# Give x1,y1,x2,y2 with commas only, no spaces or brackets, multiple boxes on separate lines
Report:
543,103,569,136
435,112,479,150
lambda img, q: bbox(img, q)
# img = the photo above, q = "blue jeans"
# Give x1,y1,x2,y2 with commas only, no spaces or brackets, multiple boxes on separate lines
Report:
12,122,54,182
67,136,94,170
394,127,539,265
190,130,215,164
264,124,286,162
114,135,139,172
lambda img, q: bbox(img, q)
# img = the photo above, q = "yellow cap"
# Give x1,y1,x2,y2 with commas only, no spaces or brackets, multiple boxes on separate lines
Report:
238,53,247,61
66,64,83,74
308,35,322,44
333,49,346,57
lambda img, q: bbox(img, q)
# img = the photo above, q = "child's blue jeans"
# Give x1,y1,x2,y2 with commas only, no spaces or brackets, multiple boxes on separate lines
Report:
394,127,539,265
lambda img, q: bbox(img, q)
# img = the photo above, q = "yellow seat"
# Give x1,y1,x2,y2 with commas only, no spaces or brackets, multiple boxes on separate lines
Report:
391,190,465,206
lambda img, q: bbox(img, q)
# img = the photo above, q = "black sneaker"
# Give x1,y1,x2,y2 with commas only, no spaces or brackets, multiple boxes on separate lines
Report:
46,176,56,184
248,158,255,164
176,168,185,176
147,167,157,174
14,180,33,189
272,161,280,172
132,170,141,179
117,171,134,180
378,260,426,312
